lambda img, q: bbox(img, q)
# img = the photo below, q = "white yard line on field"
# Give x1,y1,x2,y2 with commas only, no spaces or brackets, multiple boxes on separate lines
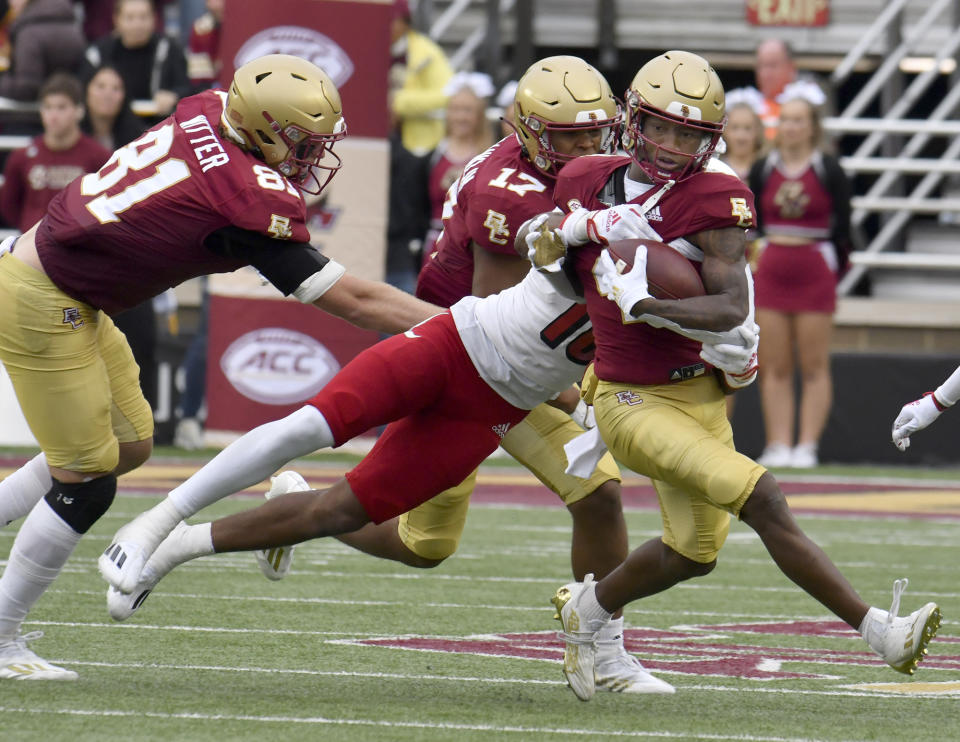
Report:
0,703,907,740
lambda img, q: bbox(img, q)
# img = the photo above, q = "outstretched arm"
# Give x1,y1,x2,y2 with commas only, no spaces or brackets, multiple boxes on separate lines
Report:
892,366,960,450
314,273,442,334
206,226,441,335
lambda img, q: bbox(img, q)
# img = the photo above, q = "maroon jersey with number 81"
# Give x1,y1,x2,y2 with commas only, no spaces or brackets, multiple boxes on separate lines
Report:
35,89,310,315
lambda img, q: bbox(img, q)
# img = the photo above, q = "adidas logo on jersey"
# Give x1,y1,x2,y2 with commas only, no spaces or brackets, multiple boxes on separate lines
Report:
647,206,663,222
492,423,511,439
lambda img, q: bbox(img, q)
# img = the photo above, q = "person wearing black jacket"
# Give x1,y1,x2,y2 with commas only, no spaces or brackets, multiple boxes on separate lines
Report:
83,0,191,122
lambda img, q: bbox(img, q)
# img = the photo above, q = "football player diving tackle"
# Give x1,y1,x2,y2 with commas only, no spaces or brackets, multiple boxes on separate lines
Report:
0,54,441,680
98,55,690,695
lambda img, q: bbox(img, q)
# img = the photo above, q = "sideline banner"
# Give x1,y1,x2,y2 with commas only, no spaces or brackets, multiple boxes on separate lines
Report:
205,271,380,433
207,0,391,434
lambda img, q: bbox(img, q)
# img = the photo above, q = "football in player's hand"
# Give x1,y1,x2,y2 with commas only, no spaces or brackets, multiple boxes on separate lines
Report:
606,239,705,300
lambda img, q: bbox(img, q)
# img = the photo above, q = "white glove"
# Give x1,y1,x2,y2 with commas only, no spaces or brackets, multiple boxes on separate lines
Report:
594,246,651,317
570,399,596,430
892,393,945,451
563,427,608,478
558,204,649,247
700,323,759,389
524,213,566,272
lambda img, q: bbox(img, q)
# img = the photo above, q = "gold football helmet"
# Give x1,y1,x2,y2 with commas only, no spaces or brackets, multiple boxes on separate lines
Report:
224,54,347,194
622,50,726,183
513,55,620,177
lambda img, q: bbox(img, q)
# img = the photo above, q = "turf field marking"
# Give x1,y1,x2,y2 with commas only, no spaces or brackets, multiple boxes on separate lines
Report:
40,660,960,699
0,705,904,739
839,681,960,695
45,590,960,626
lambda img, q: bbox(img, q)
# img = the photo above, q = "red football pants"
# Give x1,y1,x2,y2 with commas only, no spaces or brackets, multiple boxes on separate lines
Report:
307,312,528,523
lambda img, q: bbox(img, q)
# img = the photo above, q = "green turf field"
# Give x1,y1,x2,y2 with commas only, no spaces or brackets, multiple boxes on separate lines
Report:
1,459,958,742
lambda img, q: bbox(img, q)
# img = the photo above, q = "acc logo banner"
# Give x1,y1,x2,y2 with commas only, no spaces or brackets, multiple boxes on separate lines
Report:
220,327,340,405
234,27,354,87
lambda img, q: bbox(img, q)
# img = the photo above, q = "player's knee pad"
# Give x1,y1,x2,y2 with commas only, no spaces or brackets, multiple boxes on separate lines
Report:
44,475,117,534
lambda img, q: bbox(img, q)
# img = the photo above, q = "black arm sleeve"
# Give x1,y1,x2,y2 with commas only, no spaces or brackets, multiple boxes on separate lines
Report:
203,225,331,296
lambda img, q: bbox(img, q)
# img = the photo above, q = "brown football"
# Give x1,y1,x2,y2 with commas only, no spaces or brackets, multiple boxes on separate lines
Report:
606,239,705,300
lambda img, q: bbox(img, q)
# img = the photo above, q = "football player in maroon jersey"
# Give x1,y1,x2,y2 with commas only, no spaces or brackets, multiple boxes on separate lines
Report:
0,54,440,680
98,57,675,695
523,50,940,700
338,56,671,694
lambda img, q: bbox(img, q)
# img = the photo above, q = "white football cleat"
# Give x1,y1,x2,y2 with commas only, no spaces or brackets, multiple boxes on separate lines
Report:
862,578,941,675
99,535,149,595
595,642,675,694
106,521,192,621
99,506,178,593
551,573,602,701
254,471,309,581
0,632,77,681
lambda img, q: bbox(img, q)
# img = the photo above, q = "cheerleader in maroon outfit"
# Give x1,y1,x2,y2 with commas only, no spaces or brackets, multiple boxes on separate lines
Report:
748,81,853,468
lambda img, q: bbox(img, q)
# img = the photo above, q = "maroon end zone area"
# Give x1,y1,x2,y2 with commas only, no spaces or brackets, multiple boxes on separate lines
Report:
348,623,960,680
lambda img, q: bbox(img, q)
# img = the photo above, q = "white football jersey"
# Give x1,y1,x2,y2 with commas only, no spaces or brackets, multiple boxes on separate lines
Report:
450,268,592,409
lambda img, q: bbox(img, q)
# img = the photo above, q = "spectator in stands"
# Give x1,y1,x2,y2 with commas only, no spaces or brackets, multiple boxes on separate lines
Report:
421,71,495,266
0,0,86,101
748,81,853,469
0,73,109,232
388,0,453,155
720,87,766,182
496,79,518,139
84,0,191,120
77,0,173,44
754,38,798,140
80,63,145,150
0,1,13,72
185,0,222,90
78,62,155,408
384,130,428,294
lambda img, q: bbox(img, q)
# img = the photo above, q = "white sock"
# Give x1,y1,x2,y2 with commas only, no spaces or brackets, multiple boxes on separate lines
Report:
143,522,214,583
0,453,52,527
577,582,614,632
0,500,81,641
596,616,625,649
168,405,332,516
858,606,888,650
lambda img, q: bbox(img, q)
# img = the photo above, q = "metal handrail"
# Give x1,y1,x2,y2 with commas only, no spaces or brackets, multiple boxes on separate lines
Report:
849,253,960,270
841,157,960,175
839,0,954,120
428,0,474,41
838,132,960,294
851,196,960,214
825,118,960,136
830,0,912,85
447,0,515,70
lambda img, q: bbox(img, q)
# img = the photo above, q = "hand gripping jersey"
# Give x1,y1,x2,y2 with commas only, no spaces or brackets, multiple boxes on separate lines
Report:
451,267,592,409
554,154,755,386
34,89,332,315
417,135,558,307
